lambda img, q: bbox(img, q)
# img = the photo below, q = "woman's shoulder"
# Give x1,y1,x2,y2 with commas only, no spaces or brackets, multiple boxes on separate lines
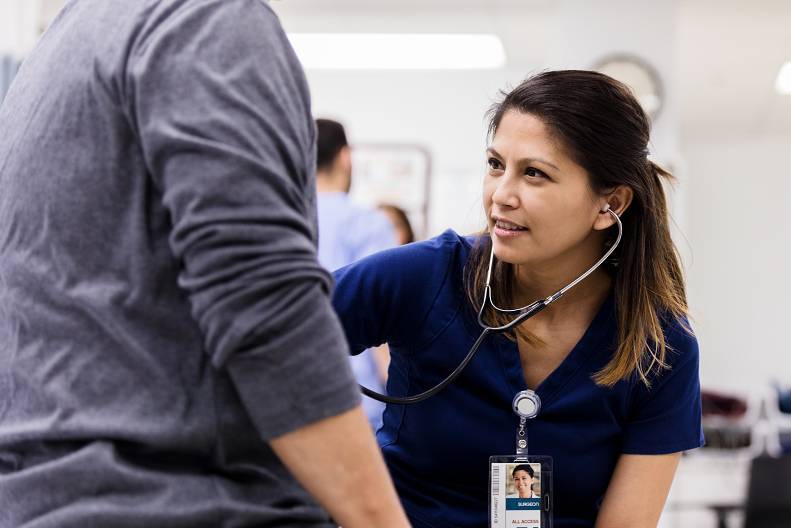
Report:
382,228,478,260
629,313,699,395
332,228,481,305
662,314,699,364
334,228,480,283
331,229,483,349
622,312,704,454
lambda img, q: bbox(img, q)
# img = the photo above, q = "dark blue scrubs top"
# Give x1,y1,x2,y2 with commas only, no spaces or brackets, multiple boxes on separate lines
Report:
332,230,704,528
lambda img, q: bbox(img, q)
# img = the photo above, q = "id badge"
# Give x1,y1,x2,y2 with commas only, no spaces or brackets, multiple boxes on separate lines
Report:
489,455,553,528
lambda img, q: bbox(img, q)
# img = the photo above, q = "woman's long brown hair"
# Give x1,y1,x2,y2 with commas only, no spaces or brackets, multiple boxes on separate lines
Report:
465,70,690,387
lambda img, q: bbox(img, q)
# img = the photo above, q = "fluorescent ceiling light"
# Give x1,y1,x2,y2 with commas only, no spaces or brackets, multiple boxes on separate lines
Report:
287,33,506,70
776,61,791,94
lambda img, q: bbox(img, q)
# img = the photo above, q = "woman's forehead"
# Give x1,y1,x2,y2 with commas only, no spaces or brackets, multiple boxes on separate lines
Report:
490,110,567,167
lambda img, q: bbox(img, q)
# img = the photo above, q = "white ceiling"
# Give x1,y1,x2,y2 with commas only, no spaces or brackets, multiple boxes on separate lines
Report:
25,0,791,138
678,0,791,137
272,0,791,138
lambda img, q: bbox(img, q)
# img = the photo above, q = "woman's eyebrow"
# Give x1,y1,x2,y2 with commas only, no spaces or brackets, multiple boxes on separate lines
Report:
486,147,559,171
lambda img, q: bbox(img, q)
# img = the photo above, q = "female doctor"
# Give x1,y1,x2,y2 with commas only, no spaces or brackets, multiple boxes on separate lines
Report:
331,70,703,527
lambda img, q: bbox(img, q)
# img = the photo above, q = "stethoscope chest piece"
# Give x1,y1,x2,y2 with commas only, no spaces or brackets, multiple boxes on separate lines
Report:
512,390,541,420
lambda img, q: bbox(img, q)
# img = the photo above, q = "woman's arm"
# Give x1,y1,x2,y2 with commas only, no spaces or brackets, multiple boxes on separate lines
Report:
600,320,702,527
595,452,681,528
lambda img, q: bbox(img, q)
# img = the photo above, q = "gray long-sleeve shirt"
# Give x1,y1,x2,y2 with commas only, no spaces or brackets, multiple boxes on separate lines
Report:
0,0,361,526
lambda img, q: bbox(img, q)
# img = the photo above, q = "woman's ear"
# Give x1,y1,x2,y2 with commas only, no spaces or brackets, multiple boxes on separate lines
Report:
594,185,633,230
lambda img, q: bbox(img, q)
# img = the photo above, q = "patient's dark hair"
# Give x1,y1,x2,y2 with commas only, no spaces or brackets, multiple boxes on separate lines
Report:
315,118,347,172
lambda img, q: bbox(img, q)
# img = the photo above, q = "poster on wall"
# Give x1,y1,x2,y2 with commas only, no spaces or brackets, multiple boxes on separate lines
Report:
349,143,432,241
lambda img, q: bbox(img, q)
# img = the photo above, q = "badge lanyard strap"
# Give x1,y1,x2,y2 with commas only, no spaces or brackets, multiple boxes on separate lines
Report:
516,416,528,456
512,390,541,457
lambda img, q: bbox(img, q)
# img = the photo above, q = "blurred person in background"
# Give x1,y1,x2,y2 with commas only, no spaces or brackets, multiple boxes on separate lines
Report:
0,1,409,527
315,118,397,430
379,204,416,246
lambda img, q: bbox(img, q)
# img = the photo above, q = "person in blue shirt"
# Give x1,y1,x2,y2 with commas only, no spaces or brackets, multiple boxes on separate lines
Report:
331,70,704,527
315,118,397,430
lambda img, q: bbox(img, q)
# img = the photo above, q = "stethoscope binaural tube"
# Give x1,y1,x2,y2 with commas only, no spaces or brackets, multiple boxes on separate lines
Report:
360,207,623,405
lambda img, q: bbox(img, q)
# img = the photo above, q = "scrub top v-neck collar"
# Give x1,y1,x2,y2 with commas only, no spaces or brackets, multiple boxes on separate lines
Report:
496,291,616,407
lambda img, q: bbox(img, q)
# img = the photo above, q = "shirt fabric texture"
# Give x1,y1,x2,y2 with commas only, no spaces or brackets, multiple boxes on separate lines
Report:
0,0,360,526
332,229,705,528
317,191,397,430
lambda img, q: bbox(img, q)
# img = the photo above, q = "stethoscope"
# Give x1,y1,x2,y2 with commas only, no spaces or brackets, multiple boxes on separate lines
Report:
360,204,623,406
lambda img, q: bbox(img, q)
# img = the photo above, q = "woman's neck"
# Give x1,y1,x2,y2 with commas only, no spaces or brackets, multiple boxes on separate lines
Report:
510,245,613,326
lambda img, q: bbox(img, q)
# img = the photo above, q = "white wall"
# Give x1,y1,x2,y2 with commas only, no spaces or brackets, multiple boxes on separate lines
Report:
275,6,555,237
305,68,530,237
683,134,791,393
0,0,41,57
273,0,683,238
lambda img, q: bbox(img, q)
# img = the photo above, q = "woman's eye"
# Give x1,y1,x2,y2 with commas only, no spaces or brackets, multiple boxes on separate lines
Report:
525,167,547,179
487,157,503,171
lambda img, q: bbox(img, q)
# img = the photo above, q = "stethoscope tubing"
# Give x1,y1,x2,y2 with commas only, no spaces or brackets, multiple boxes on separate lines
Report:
360,209,622,405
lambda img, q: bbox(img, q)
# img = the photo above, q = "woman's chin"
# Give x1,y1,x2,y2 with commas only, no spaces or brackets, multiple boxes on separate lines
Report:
492,243,530,266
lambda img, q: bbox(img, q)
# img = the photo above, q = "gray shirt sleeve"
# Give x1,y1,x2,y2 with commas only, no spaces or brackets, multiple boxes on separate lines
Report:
123,0,360,440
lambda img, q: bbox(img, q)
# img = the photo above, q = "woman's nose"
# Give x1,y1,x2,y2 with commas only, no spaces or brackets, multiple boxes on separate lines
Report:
491,172,520,209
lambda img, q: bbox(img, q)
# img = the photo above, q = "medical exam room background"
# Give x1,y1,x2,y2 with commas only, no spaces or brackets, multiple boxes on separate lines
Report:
2,0,790,526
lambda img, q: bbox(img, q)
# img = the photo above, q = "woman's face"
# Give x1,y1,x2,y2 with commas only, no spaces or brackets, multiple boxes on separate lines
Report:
483,110,603,269
513,470,534,498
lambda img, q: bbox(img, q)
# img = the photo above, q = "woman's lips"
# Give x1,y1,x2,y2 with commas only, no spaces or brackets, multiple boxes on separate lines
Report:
493,219,528,238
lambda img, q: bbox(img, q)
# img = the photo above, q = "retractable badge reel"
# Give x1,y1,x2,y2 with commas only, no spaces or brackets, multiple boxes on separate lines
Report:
489,390,553,528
